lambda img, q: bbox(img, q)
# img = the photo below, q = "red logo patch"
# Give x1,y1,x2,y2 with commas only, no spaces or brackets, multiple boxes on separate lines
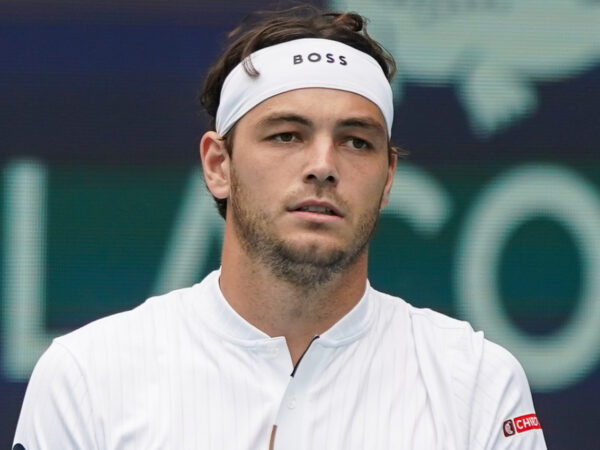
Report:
514,414,541,433
504,414,541,437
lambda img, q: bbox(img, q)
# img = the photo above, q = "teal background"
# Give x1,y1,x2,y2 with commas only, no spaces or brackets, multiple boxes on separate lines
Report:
17,162,592,332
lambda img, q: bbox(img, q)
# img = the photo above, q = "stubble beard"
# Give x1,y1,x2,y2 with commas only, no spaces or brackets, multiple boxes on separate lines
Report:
229,167,381,289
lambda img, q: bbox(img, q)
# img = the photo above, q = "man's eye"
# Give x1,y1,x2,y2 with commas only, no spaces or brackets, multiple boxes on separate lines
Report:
272,132,296,143
346,137,371,150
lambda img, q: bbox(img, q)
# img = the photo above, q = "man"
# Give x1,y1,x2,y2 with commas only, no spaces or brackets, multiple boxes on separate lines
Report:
14,8,546,449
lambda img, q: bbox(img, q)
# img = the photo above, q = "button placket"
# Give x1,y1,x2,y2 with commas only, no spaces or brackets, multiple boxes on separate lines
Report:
272,341,327,450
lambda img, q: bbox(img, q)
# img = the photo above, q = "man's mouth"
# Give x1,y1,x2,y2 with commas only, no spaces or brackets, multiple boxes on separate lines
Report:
289,201,343,218
295,205,337,215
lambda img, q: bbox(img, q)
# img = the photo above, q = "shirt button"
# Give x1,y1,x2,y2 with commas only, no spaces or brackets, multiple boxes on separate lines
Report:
287,396,297,409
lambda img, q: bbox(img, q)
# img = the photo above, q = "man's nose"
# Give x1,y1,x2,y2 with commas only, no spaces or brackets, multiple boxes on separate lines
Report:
302,138,339,186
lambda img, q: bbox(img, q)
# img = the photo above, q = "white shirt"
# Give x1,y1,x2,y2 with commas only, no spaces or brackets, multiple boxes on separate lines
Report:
14,269,546,449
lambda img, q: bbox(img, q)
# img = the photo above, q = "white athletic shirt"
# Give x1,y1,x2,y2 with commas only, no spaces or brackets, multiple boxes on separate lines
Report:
14,269,546,449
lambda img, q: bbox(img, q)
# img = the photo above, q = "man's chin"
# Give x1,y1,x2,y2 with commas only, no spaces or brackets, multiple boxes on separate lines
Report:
262,242,349,287
278,241,348,267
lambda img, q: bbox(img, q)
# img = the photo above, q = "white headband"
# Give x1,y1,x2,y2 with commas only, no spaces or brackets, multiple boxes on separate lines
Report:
215,38,394,137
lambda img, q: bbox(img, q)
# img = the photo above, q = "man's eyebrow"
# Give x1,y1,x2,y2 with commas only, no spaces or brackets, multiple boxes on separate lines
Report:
257,113,313,128
337,117,386,134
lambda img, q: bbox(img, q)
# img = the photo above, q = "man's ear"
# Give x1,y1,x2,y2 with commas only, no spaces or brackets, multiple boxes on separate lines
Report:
379,153,397,210
200,131,231,200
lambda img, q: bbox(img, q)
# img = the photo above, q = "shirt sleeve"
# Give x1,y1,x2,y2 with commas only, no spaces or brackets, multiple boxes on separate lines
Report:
13,341,98,450
469,340,547,449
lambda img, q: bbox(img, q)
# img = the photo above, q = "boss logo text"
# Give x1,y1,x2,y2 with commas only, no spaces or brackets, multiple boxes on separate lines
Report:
293,53,348,65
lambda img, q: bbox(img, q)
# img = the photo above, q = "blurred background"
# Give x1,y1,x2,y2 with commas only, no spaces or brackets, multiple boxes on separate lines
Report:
1,0,599,447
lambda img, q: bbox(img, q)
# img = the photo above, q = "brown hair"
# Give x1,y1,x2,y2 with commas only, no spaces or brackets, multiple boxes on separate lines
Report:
199,6,398,219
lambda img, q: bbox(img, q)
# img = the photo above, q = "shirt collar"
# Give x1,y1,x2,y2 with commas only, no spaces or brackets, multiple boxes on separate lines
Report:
318,282,374,346
194,268,374,347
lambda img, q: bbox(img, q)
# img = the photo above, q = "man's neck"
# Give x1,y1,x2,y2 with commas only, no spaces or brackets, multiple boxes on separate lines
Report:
219,242,368,365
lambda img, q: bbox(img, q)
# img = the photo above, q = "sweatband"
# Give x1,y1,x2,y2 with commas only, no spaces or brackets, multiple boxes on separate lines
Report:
215,38,394,137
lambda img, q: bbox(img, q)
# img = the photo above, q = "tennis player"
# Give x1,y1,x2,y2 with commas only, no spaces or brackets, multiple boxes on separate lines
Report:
14,7,546,449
